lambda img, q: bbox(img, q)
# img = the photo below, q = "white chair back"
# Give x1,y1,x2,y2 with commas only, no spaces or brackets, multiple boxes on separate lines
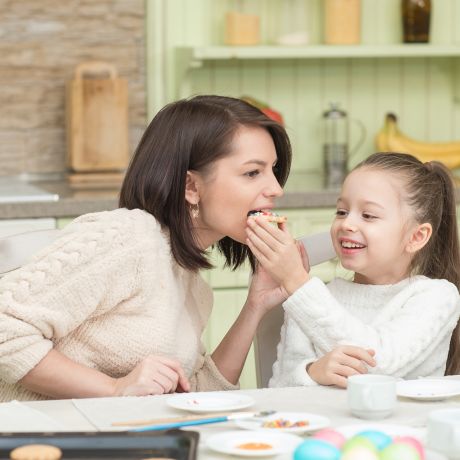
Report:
0,228,61,276
254,304,284,388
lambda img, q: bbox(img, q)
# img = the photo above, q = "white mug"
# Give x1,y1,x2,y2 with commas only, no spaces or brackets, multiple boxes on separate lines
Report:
427,408,460,459
347,374,396,419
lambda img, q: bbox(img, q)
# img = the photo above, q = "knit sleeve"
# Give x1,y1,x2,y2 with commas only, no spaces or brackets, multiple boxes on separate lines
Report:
269,313,318,387
283,277,460,377
189,355,239,391
0,219,142,383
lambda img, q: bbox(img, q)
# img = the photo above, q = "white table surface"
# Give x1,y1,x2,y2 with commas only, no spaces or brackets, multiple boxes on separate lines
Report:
18,384,460,459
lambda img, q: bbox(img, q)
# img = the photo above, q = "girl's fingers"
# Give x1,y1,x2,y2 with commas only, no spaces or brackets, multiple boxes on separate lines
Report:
339,354,369,374
248,217,292,245
246,228,275,260
246,238,270,267
341,346,377,367
247,218,283,250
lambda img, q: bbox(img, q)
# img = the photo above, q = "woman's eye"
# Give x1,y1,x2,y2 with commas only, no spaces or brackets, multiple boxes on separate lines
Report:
245,170,260,178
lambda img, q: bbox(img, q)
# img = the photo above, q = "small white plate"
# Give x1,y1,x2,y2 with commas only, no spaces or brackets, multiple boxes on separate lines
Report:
336,424,447,460
206,430,303,457
397,379,460,401
235,411,330,434
167,392,254,413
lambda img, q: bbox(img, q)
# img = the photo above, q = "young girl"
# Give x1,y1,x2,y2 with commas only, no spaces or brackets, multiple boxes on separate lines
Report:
246,152,460,388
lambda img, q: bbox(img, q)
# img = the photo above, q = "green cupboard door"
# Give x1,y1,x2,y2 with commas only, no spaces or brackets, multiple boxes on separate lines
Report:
203,288,257,389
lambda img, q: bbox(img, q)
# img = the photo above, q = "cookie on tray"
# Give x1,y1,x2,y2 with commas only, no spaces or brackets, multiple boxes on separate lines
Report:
10,444,62,460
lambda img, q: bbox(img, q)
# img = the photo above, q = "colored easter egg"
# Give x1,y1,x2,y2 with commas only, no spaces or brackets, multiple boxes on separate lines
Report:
343,436,378,453
341,446,379,460
380,442,421,460
313,428,346,449
293,439,341,460
355,430,393,450
394,436,425,460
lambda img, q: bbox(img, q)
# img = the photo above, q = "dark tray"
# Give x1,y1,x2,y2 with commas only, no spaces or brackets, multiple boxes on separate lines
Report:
0,429,198,459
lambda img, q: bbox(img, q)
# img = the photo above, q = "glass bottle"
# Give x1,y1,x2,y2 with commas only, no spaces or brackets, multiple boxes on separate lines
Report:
402,0,431,43
323,103,349,188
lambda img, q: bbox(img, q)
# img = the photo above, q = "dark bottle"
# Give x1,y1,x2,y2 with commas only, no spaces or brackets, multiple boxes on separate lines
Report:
402,0,431,43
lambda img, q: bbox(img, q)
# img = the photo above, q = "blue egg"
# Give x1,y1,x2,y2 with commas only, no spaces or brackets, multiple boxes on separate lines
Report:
356,430,393,450
293,439,341,460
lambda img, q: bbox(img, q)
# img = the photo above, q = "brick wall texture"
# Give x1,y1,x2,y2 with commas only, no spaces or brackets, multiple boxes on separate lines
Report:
0,0,146,175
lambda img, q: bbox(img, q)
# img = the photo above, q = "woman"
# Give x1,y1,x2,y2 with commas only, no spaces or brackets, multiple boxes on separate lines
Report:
0,95,292,401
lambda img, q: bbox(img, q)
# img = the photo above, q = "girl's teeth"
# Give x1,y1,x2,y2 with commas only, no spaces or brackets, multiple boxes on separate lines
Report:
342,241,364,248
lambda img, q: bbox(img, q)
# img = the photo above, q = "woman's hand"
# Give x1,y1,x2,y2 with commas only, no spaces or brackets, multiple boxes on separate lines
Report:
245,263,288,317
246,217,310,295
112,355,190,396
307,346,376,388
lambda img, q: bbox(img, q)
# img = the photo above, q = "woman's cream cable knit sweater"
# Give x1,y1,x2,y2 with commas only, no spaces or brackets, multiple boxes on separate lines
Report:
270,276,460,387
0,208,237,402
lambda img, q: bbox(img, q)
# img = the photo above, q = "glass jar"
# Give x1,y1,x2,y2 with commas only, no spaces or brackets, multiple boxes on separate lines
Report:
274,0,309,46
402,0,431,43
324,0,361,45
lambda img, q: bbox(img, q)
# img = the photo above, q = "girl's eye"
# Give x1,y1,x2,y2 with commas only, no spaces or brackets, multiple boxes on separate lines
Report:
245,170,260,178
363,213,377,220
335,209,347,217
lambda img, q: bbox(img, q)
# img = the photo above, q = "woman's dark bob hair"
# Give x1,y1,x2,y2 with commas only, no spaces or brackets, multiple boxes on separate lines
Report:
119,95,292,271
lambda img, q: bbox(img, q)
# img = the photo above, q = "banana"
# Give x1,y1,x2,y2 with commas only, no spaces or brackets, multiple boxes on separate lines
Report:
375,113,460,169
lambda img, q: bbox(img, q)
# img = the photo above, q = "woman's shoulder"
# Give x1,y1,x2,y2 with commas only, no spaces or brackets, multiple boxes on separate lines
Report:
64,208,163,243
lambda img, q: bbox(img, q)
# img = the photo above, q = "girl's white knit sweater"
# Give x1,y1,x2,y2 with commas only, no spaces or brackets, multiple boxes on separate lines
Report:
0,208,237,402
270,276,460,387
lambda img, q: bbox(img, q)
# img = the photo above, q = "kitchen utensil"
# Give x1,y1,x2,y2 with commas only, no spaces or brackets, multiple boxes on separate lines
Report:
131,411,275,432
66,61,129,173
322,102,366,188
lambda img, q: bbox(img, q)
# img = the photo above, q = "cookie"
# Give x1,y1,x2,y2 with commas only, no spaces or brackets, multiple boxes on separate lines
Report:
248,210,287,224
10,444,62,460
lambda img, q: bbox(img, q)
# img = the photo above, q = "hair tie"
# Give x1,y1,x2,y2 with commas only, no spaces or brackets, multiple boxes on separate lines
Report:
424,161,434,172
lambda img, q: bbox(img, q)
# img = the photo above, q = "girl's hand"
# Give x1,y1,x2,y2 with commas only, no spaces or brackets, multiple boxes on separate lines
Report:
246,217,310,295
112,355,190,396
307,346,376,388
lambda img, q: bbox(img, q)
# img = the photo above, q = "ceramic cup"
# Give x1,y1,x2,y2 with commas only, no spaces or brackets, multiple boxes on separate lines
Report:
426,408,460,459
347,374,396,419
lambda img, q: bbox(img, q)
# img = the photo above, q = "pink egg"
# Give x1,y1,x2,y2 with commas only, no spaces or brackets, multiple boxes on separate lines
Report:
313,428,346,449
393,436,425,460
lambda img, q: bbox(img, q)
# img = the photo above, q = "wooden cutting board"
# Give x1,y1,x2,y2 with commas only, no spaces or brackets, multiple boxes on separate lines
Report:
66,61,129,172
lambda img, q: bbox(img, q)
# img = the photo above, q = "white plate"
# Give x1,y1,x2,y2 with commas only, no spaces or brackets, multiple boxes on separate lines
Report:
206,430,303,457
336,424,447,460
235,411,330,434
166,392,254,413
397,379,460,401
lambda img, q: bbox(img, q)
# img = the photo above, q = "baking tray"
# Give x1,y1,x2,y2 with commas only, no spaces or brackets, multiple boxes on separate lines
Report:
0,429,198,459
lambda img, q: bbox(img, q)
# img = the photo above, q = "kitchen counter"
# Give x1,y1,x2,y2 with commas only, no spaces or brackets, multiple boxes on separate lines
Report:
1,172,460,220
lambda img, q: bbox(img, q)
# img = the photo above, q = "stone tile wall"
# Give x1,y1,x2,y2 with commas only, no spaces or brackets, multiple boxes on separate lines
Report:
0,0,146,175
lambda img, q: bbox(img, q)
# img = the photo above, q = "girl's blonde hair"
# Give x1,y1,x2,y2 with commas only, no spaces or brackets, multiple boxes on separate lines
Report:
354,152,460,375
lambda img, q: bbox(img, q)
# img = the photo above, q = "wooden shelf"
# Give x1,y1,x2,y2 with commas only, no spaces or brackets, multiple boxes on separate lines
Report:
179,44,460,63
174,44,460,99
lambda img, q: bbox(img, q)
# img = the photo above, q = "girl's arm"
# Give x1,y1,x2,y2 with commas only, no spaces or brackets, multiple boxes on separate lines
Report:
284,277,459,377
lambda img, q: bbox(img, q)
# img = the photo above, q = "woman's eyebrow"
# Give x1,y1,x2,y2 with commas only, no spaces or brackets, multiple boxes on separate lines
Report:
242,159,267,166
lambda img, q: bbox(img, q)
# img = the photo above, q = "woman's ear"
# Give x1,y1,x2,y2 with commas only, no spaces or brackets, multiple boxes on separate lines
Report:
185,171,200,205
406,222,432,254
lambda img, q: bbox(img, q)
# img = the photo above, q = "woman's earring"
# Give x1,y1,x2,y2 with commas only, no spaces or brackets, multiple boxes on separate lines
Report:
191,203,200,219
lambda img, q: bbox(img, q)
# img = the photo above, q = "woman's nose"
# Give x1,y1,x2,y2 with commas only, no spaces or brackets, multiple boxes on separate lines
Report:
265,175,284,198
